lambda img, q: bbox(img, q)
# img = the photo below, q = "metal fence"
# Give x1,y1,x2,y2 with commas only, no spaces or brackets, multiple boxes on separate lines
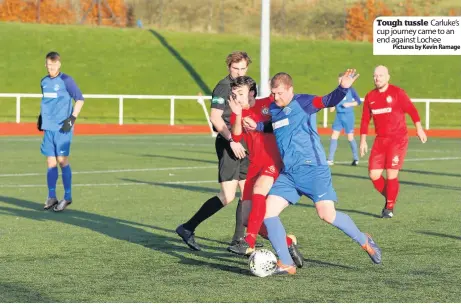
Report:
1,93,459,132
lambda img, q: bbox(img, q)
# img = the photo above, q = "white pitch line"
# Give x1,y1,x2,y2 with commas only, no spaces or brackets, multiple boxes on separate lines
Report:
0,165,215,177
0,180,217,188
0,156,460,178
326,156,461,165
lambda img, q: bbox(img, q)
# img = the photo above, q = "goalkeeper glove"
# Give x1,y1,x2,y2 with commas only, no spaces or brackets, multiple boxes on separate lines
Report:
60,115,76,132
37,114,43,132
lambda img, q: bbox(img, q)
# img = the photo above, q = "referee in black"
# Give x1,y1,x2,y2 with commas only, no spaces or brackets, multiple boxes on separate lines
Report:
176,51,257,251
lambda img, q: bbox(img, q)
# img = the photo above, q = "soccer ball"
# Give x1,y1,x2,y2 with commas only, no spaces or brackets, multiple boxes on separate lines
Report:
248,249,278,277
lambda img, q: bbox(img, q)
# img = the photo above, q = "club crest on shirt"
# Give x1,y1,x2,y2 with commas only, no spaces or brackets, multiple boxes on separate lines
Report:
54,84,60,91
283,107,292,115
261,107,269,115
386,96,393,103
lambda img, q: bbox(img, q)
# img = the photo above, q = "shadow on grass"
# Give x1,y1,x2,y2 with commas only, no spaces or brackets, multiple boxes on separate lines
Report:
149,29,212,95
0,196,248,277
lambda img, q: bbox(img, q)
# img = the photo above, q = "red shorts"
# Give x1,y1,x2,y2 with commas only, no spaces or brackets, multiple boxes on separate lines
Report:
242,162,280,201
369,136,408,170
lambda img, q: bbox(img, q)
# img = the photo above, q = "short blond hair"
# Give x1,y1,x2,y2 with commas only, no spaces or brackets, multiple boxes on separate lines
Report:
271,72,293,88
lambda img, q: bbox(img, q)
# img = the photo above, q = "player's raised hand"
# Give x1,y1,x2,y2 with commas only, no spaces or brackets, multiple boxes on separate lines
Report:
360,140,368,157
339,69,360,89
417,128,428,143
228,94,242,116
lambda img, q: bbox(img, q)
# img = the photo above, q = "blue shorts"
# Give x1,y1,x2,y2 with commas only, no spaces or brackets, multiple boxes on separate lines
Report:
332,113,355,134
268,165,337,204
40,130,73,157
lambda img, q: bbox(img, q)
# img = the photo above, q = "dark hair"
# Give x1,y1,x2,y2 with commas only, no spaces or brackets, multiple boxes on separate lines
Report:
271,72,293,88
226,51,252,68
231,76,257,97
46,52,61,62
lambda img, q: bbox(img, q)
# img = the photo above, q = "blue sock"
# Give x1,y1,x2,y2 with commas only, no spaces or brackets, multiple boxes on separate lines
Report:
47,167,58,198
332,212,367,246
328,139,338,161
264,217,294,265
61,165,72,201
349,139,358,161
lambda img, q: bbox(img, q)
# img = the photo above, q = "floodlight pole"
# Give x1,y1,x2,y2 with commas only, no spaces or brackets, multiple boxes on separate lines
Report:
260,0,271,97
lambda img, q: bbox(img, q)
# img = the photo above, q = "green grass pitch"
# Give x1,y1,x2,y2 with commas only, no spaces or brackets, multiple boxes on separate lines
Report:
0,22,460,127
0,134,460,302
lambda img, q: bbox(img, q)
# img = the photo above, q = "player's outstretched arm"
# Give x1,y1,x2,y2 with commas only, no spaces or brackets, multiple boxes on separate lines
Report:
306,70,358,111
359,94,371,157
399,89,427,143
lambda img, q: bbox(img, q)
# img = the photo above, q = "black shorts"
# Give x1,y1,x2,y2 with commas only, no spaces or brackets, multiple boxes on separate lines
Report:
215,135,249,183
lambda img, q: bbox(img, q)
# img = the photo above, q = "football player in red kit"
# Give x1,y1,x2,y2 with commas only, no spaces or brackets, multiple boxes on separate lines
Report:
360,65,427,218
226,76,303,268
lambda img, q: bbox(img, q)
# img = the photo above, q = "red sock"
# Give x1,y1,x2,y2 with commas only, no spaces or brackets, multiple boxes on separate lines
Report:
372,176,387,197
257,224,292,246
244,194,266,248
385,178,399,210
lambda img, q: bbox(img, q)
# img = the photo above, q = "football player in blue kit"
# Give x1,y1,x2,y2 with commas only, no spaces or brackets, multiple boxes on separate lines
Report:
327,72,362,166
38,52,84,212
247,70,382,275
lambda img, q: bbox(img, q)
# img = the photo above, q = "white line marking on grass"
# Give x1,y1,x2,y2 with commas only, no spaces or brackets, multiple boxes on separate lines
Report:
0,166,215,177
1,157,460,179
332,156,461,164
0,180,217,188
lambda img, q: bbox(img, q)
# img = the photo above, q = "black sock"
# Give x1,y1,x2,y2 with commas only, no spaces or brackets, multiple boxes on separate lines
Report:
232,199,245,242
183,196,224,232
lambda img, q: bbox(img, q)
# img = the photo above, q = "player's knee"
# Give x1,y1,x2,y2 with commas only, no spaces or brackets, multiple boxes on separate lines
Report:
315,202,336,223
369,171,382,180
57,158,69,168
317,209,335,224
347,134,355,141
46,158,57,168
217,192,235,205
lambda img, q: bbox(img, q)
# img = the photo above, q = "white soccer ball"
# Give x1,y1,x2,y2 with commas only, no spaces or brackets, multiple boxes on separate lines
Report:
248,249,278,277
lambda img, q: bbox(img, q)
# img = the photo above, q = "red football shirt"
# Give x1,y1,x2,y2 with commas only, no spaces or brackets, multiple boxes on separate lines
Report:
360,84,421,138
230,96,281,167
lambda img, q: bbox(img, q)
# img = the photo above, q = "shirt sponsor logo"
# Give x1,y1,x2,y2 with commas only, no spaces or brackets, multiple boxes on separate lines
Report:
43,92,58,98
211,96,225,104
272,118,289,130
371,107,392,115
